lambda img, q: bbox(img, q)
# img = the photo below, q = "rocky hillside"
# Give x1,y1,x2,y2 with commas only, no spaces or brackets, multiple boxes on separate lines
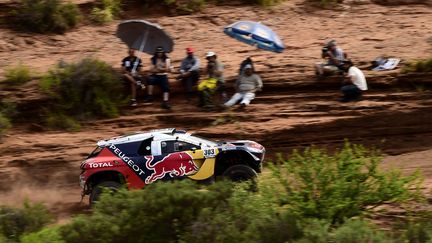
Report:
0,0,431,219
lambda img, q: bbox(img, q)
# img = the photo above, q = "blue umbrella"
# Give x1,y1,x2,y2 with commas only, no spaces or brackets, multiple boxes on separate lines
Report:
224,21,285,53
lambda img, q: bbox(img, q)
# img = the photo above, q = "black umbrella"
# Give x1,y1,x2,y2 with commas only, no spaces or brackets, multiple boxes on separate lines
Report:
116,20,174,55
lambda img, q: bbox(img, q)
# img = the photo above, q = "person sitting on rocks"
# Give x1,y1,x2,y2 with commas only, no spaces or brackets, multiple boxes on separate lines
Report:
197,56,219,109
121,48,144,107
197,51,226,109
206,52,226,102
315,40,347,76
340,60,368,102
224,64,263,108
177,47,200,101
145,47,172,110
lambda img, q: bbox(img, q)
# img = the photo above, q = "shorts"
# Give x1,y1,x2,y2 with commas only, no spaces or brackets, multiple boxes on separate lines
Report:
148,74,170,93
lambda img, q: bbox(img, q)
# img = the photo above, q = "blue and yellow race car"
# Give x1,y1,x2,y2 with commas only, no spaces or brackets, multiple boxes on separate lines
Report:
80,128,265,204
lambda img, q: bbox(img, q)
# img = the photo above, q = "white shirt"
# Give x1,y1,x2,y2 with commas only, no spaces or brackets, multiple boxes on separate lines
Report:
348,66,367,91
154,58,171,75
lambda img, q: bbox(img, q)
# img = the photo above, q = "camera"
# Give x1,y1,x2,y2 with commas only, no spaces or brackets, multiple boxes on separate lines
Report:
322,47,328,54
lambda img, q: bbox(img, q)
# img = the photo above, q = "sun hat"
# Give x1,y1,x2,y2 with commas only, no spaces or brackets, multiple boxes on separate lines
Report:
206,51,216,57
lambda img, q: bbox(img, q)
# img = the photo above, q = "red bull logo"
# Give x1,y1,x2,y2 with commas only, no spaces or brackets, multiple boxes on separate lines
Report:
145,152,198,184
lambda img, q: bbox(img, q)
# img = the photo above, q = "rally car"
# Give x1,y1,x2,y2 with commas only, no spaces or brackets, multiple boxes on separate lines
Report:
80,128,265,205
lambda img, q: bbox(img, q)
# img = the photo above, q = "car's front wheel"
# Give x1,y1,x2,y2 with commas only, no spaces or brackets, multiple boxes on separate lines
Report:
89,181,122,206
222,164,257,182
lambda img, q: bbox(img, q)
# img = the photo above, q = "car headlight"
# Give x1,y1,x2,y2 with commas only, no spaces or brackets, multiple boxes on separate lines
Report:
246,142,264,153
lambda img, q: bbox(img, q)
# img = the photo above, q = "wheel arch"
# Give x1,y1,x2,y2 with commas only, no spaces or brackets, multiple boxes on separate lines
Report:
215,150,260,176
86,170,126,191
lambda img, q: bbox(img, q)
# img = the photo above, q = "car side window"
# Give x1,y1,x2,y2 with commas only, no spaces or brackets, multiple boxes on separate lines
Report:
138,138,153,156
175,141,197,152
161,140,198,154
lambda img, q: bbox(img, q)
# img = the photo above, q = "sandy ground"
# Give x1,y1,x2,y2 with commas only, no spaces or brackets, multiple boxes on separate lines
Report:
0,0,431,220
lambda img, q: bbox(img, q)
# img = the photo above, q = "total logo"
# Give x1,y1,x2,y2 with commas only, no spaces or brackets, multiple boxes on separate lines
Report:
88,162,114,169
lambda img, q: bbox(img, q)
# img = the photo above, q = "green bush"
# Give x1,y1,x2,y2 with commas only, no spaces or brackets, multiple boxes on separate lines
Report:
22,144,426,242
0,100,15,139
59,181,235,243
0,112,10,139
90,0,122,24
269,142,422,224
13,0,80,34
332,219,391,243
45,112,81,131
21,226,65,243
402,58,432,73
183,183,308,242
40,58,125,129
2,63,32,85
0,202,53,242
397,216,432,243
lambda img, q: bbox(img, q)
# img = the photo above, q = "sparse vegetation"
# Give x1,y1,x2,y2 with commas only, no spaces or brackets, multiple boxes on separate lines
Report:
164,0,206,14
90,0,122,24
13,0,80,33
0,202,53,242
19,144,428,242
2,63,32,85
0,100,16,139
139,0,282,14
39,58,125,130
0,112,10,139
269,142,422,224
402,58,432,73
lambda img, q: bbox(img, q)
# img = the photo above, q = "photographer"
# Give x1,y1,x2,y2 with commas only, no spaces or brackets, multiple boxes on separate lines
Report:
315,40,347,76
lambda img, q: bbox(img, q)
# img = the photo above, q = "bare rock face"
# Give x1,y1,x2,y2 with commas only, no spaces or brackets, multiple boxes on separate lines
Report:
372,0,432,5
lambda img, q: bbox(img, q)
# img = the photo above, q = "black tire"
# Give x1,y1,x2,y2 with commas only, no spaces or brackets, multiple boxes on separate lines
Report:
222,164,257,182
89,181,121,206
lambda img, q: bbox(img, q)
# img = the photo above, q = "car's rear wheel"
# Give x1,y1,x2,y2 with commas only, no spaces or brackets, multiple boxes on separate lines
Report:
89,181,122,206
222,164,257,182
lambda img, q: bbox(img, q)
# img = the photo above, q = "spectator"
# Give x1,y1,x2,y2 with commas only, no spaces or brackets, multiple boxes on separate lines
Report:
225,64,263,108
206,51,226,101
239,57,254,75
178,47,200,101
340,60,368,102
197,56,219,109
145,47,171,110
315,40,347,76
121,48,144,107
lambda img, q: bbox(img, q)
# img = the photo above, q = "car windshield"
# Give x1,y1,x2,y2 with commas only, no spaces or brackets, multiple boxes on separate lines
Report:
188,135,218,147
87,146,103,158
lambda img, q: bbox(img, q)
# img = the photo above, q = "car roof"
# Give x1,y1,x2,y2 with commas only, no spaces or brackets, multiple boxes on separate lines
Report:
97,128,194,147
